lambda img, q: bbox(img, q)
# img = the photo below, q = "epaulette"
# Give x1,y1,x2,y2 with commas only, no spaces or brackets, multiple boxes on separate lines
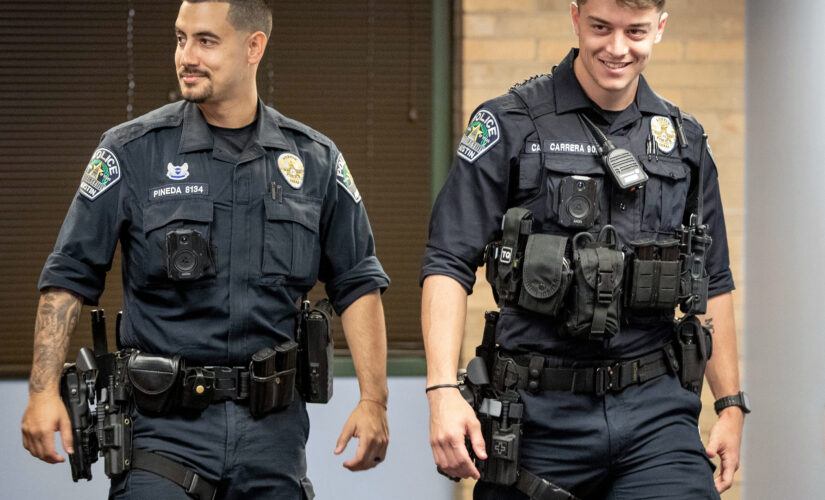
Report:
509,73,552,92
104,101,186,147
273,110,334,149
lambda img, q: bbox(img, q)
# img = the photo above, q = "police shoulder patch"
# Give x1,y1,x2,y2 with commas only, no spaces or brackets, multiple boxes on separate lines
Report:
79,148,121,201
457,109,501,163
650,116,676,154
278,153,305,189
335,153,361,203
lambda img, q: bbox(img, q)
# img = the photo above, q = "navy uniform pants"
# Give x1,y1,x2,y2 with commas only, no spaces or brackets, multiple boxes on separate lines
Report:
474,362,719,500
109,398,314,500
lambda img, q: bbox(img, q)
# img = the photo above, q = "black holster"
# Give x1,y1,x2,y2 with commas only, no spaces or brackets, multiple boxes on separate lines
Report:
297,299,334,404
673,315,712,395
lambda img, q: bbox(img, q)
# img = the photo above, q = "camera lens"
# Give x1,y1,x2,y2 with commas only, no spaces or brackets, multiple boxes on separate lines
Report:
576,180,585,190
180,234,189,244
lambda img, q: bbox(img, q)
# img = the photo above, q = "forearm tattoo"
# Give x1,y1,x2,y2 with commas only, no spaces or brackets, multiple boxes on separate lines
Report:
29,291,82,394
704,317,715,336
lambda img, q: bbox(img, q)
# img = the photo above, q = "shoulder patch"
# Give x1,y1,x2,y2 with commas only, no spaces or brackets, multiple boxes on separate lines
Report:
79,148,121,200
650,116,676,154
336,153,361,203
457,109,501,163
278,153,305,189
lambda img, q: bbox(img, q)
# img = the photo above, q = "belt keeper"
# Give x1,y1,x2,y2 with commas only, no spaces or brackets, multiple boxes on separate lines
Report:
527,356,544,393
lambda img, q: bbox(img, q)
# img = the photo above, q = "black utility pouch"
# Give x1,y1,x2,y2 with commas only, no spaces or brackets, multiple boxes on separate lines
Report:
675,315,712,395
127,352,181,416
517,233,572,316
298,299,334,404
625,238,680,311
249,340,298,418
565,226,624,341
179,367,216,411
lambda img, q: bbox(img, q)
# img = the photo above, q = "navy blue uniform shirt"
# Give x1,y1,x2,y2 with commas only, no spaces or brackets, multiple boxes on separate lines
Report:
422,49,734,359
40,99,389,365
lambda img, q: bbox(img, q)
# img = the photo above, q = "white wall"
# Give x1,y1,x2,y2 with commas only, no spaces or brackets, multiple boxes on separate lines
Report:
0,377,451,499
744,1,825,497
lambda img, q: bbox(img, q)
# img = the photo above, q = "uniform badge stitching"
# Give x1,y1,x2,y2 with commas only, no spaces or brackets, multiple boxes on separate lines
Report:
166,162,190,180
457,109,501,163
650,116,676,154
336,153,361,203
79,148,121,201
277,153,305,189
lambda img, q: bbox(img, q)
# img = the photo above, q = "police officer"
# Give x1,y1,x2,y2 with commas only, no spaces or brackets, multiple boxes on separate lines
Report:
421,1,745,498
22,1,390,498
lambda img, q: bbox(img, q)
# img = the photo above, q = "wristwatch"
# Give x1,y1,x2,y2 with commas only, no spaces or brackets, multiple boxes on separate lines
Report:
713,391,751,415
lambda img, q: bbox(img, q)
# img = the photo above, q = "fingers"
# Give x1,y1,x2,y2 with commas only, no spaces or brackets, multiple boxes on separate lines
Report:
21,399,66,464
467,418,487,461
59,411,74,456
714,450,739,493
430,429,479,480
334,420,354,456
337,403,389,472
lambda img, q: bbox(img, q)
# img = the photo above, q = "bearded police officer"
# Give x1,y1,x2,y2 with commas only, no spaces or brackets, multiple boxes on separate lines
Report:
421,1,746,498
21,1,390,498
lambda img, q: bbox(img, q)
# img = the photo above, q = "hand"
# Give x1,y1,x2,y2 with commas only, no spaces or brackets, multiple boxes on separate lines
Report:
427,386,487,480
705,407,744,493
21,392,73,464
334,399,389,471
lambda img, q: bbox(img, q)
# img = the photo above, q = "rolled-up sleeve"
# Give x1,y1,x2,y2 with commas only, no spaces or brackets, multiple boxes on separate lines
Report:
420,104,516,294
38,137,127,305
318,146,389,315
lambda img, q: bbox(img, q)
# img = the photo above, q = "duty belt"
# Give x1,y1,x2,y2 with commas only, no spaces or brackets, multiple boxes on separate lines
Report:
500,345,678,396
197,365,250,401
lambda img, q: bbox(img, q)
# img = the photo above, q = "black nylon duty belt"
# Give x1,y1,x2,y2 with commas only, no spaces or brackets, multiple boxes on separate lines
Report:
504,345,678,396
516,468,581,500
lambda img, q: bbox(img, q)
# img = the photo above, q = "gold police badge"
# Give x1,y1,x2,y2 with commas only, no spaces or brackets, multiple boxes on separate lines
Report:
650,116,676,154
277,153,304,189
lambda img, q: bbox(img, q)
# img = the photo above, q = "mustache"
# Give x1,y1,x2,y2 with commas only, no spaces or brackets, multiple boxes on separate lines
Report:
179,67,209,78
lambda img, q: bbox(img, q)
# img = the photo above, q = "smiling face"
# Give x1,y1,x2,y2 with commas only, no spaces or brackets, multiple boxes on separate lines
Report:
571,0,667,110
174,1,250,105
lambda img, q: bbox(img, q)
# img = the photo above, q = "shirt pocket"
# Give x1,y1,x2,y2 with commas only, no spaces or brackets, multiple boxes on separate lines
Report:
141,199,215,286
261,193,322,284
544,156,606,232
640,158,690,233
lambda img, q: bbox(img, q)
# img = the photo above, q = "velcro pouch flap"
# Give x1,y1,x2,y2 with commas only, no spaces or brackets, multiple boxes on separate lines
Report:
578,245,623,292
521,234,567,299
127,352,181,415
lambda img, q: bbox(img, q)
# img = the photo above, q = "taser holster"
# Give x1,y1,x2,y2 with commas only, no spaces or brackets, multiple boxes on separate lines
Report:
297,298,335,404
672,314,712,395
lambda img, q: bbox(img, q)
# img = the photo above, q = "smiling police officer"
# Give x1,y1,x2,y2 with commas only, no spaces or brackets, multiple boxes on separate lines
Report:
421,1,745,498
21,1,390,498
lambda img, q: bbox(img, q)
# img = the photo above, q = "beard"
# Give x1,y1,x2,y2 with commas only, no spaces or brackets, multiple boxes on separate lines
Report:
180,81,213,103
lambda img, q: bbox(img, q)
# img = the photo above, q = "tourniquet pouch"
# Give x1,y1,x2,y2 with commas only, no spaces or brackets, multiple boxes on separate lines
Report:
249,340,298,418
127,352,181,416
517,233,572,316
625,238,680,310
565,227,624,341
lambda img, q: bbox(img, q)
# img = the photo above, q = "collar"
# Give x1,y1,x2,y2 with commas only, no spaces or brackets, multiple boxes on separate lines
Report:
553,48,671,118
178,98,292,155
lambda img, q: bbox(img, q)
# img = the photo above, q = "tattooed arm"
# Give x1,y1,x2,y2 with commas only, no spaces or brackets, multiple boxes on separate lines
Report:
21,287,83,464
699,291,743,493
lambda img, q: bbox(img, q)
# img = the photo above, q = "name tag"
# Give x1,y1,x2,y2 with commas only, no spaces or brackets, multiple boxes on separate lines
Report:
149,183,208,200
524,141,598,156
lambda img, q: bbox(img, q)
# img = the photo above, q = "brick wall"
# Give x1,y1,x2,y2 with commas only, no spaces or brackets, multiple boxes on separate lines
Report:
455,1,745,498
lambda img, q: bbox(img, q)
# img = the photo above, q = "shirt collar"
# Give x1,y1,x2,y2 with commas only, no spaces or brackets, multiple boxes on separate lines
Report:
178,98,291,154
553,48,670,118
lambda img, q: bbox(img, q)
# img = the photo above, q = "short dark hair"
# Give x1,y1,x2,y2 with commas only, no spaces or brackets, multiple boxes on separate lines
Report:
184,0,273,38
576,0,665,12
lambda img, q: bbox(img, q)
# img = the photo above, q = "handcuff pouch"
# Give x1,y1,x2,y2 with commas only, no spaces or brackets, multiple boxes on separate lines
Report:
127,352,181,416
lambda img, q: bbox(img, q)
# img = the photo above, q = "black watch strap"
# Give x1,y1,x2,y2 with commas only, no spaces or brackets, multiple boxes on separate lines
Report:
714,391,751,415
